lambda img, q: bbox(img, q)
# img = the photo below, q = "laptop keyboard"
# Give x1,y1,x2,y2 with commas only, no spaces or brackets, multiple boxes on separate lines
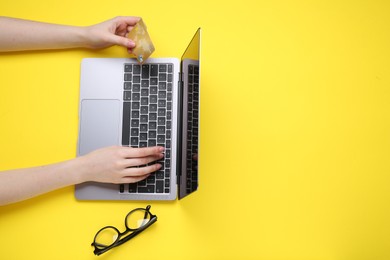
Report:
121,63,173,194
186,64,199,193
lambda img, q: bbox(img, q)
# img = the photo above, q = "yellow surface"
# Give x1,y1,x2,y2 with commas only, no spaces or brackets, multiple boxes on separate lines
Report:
1,0,390,259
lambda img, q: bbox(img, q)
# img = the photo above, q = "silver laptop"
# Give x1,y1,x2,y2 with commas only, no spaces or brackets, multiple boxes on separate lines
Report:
75,28,201,201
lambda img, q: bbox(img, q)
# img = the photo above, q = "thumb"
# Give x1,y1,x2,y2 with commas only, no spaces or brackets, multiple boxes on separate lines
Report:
109,34,135,48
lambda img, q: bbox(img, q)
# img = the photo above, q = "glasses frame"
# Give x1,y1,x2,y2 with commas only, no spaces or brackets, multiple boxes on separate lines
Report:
91,205,157,256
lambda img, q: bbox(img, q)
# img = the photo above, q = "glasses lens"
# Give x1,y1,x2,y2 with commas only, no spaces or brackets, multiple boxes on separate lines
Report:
94,227,119,249
126,209,151,229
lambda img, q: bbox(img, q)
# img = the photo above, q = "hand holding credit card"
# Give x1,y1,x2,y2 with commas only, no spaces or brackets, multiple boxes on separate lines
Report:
127,19,155,63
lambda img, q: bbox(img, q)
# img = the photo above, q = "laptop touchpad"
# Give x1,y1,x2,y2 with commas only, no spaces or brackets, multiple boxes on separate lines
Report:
79,99,120,156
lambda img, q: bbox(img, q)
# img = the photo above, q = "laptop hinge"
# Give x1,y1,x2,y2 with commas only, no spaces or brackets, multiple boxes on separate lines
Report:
176,73,184,186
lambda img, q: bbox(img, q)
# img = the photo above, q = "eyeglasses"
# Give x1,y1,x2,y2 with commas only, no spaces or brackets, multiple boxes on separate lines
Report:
91,205,157,256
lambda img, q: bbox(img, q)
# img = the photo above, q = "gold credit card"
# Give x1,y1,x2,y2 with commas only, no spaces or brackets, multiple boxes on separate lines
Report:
127,19,155,63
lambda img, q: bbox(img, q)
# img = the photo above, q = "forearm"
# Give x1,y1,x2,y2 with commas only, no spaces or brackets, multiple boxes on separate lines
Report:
0,146,163,206
0,159,83,206
0,16,88,52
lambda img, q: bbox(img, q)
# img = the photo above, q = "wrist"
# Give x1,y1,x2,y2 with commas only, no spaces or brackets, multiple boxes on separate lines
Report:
72,26,91,49
66,156,90,184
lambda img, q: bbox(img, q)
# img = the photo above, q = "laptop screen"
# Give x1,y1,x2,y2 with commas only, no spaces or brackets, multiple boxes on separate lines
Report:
178,28,201,199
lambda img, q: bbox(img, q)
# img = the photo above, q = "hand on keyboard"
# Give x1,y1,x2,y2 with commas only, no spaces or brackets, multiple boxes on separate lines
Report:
76,146,164,184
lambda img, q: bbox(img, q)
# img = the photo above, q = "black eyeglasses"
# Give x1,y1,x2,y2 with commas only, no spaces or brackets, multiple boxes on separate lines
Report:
91,205,157,256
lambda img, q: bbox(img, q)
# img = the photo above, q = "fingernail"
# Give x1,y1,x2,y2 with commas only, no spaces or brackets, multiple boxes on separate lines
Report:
128,40,135,48
158,146,165,152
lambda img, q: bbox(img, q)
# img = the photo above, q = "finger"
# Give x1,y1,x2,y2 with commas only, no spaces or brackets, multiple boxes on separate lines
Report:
127,26,135,33
119,174,150,184
115,16,141,26
124,153,164,168
108,34,135,48
122,163,162,177
121,146,165,158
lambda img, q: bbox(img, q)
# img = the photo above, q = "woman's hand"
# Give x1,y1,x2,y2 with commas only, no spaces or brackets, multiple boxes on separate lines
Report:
77,146,164,184
83,16,140,52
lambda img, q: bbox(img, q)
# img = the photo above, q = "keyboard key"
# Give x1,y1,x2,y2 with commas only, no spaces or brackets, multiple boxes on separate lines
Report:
138,185,155,193
131,119,139,127
140,114,148,123
158,108,165,116
133,84,140,92
149,113,157,120
149,131,156,138
141,97,148,106
141,88,149,96
156,171,164,179
124,82,132,90
141,80,149,88
159,64,167,72
133,65,141,74
132,93,140,101
150,95,158,103
156,180,164,193
131,137,138,146
133,75,140,83
141,106,148,114
124,64,132,72
132,102,140,109
149,121,157,130
158,117,165,125
150,78,158,85
151,65,158,76
128,183,137,193
150,104,157,112
122,102,131,146
140,124,148,132
157,135,165,143
131,128,139,136
150,86,158,94
138,179,147,186
124,73,132,81
159,82,166,90
123,91,131,100
159,91,166,99
142,65,149,79
159,73,167,81
147,175,155,184
157,126,165,134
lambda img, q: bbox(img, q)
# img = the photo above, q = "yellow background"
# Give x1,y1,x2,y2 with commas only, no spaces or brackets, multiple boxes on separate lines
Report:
1,0,390,259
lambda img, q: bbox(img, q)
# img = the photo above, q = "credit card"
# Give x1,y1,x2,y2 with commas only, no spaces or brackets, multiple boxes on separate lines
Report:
127,19,155,63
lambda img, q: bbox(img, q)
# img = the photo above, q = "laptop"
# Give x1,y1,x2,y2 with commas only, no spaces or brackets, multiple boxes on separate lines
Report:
75,28,201,201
